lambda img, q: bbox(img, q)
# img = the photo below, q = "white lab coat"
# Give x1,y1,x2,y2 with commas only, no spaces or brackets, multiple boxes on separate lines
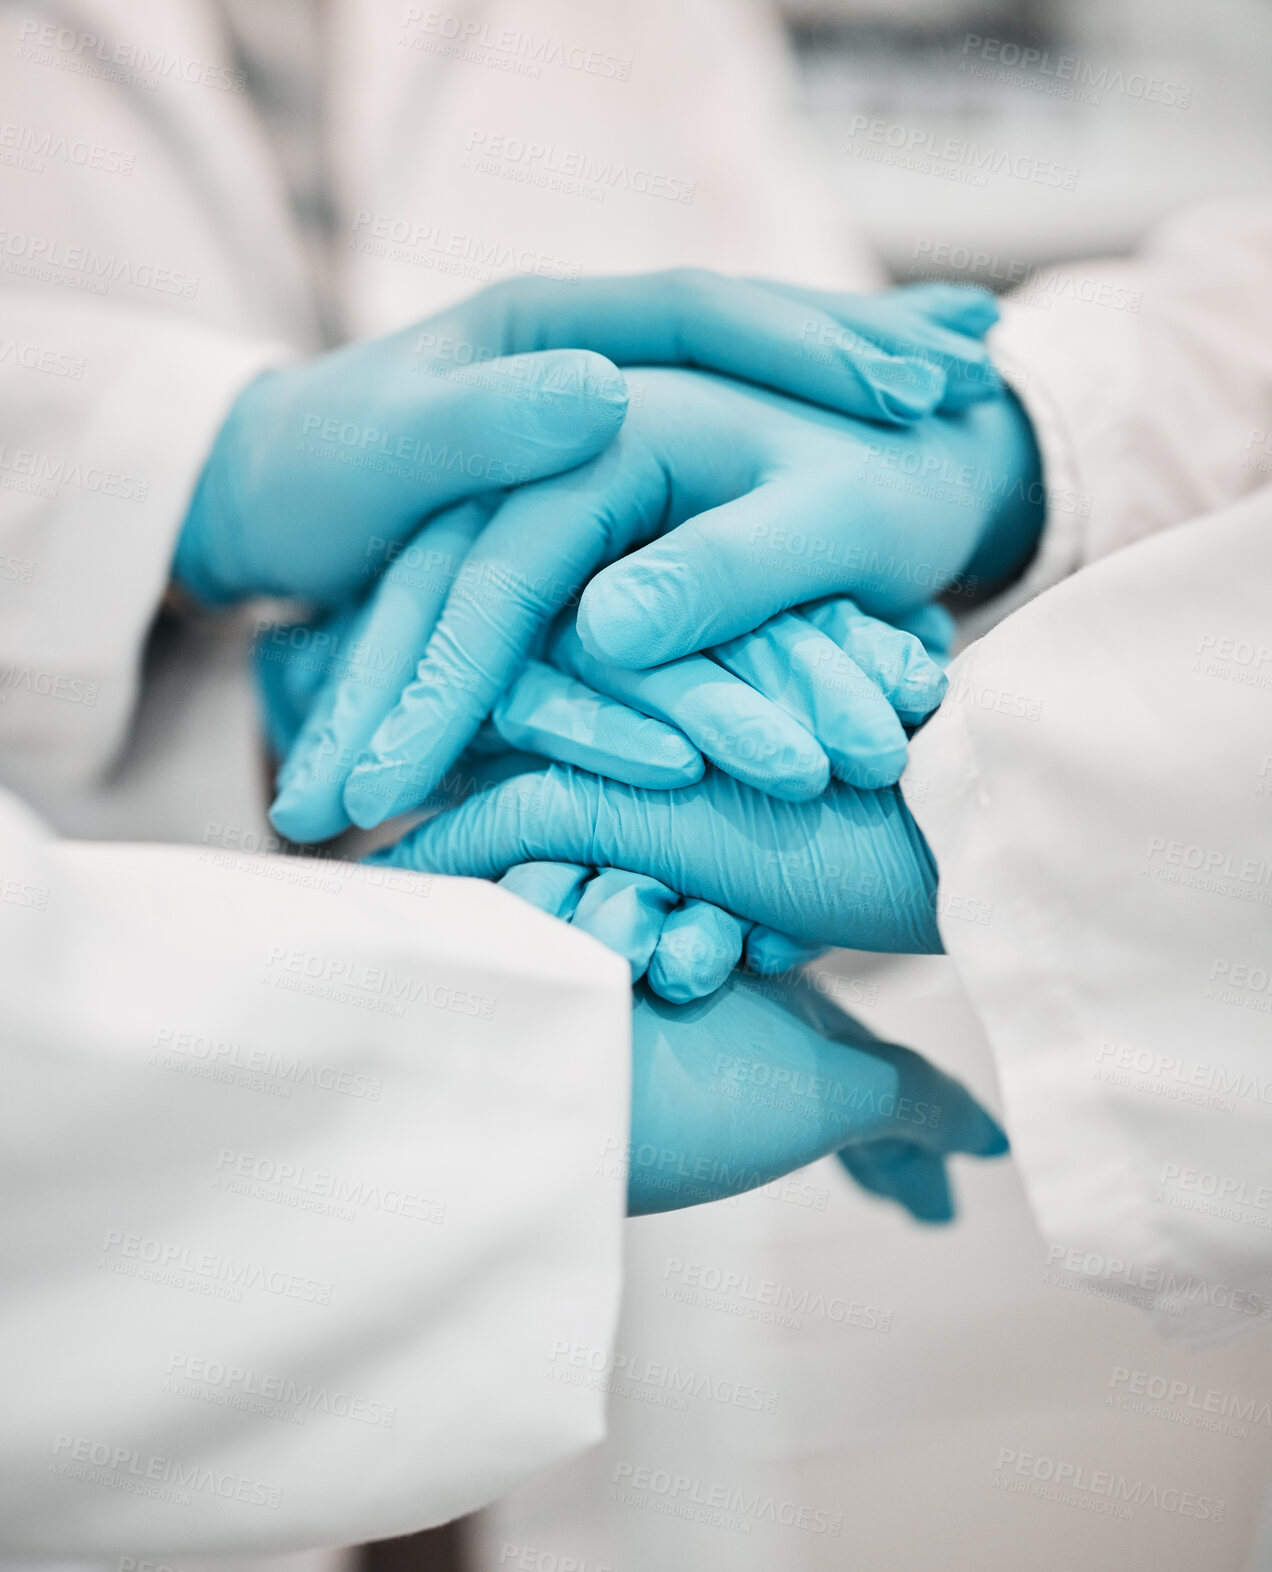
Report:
912,199,1272,1343
477,206,1272,1571
0,0,864,1552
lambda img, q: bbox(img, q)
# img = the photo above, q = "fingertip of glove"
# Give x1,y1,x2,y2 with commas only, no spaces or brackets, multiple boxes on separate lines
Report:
895,650,949,720
865,356,947,421
343,759,407,829
576,579,658,668
629,741,705,790
268,788,345,846
977,1118,1011,1158
537,349,629,414
942,357,1003,405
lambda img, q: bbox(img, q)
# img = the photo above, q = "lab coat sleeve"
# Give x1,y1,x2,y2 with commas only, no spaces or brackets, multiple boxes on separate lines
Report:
0,290,289,800
0,785,630,1551
969,200,1272,628
906,484,1272,1340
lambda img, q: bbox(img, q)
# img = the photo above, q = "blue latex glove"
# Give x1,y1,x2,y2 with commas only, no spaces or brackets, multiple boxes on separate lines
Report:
531,599,946,794
257,583,956,838
254,603,359,761
495,861,820,1003
265,499,948,840
626,970,1007,1216
332,367,1039,830
174,273,1000,607
422,271,1003,418
368,763,943,954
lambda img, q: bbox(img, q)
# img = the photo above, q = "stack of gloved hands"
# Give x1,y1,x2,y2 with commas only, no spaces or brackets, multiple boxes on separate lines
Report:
177,272,1043,1218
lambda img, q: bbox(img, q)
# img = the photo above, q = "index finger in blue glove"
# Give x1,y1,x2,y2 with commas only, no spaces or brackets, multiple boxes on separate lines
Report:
502,858,748,1003
269,499,491,844
491,660,704,790
549,617,831,801
744,926,827,977
711,609,912,788
752,279,1002,410
889,601,958,663
254,602,359,761
341,437,672,829
887,282,1001,334
497,861,591,921
646,900,747,1004
449,270,948,422
570,868,680,982
796,598,948,727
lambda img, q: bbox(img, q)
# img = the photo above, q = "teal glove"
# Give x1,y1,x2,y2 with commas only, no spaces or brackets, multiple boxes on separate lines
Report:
331,366,1038,830
626,970,1007,1216
495,861,823,1003
175,273,1000,607
265,529,948,841
368,763,943,954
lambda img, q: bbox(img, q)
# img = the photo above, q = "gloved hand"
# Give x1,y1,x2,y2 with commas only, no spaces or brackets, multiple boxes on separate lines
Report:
255,584,956,782
626,969,1007,1216
494,861,825,1003
174,273,1001,607
327,366,1039,830
367,762,943,954
412,271,1004,418
252,586,831,992
263,494,949,841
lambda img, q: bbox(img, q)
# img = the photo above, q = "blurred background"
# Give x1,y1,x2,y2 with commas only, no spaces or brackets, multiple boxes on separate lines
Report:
780,0,1272,275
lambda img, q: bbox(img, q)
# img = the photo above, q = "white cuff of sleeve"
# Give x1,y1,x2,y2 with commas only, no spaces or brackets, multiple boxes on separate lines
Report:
954,302,1098,641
